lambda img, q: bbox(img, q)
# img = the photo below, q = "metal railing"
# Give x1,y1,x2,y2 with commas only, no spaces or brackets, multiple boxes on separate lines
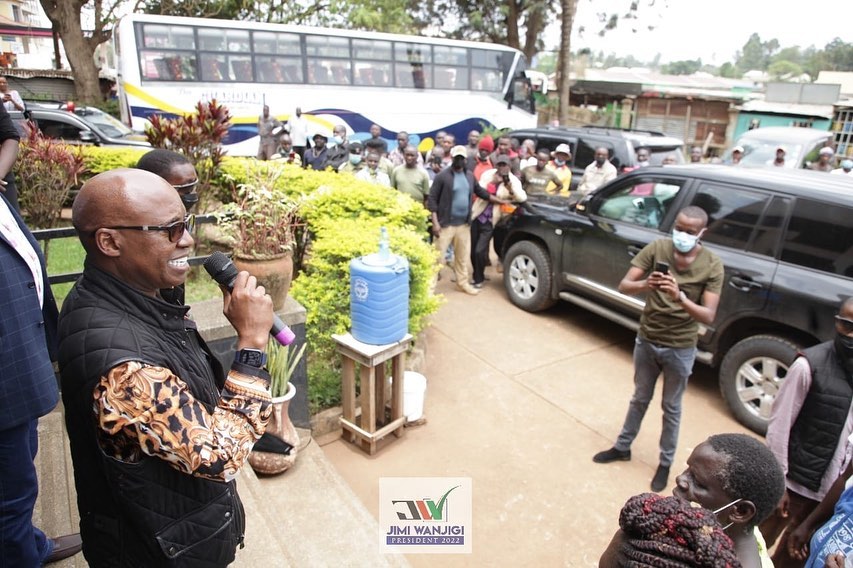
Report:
33,214,219,285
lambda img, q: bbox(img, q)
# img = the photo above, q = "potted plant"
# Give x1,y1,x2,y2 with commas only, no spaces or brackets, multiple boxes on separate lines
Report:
217,167,301,310
248,338,307,476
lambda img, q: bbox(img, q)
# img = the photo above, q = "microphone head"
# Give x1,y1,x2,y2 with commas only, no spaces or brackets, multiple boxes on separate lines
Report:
203,251,238,288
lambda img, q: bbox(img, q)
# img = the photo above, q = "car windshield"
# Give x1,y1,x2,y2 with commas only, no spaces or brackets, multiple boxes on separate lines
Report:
738,140,804,169
75,108,134,138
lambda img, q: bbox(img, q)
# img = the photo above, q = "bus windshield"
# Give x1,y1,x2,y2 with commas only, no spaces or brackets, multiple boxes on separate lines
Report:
115,14,537,156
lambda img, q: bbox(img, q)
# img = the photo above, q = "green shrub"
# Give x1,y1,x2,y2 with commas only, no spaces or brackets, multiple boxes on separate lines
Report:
81,146,149,175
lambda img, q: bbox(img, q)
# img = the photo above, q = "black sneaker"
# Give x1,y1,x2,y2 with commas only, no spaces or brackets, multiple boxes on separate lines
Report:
651,465,670,492
592,447,631,463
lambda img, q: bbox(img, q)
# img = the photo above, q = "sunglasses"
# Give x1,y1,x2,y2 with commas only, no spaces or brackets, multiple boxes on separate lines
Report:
835,315,853,333
172,179,198,194
104,214,195,243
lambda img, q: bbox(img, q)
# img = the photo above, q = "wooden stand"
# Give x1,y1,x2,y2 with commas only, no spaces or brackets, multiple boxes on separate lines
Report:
333,332,413,455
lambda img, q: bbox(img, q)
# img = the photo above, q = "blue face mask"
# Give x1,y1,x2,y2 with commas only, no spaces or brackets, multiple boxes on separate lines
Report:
333,136,344,145
349,154,362,165
554,159,566,167
672,229,700,253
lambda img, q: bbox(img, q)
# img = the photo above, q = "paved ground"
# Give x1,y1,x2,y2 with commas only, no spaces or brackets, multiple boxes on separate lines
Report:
322,262,754,567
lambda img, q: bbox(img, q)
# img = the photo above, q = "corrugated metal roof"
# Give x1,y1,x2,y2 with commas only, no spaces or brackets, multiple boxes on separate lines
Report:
739,100,834,119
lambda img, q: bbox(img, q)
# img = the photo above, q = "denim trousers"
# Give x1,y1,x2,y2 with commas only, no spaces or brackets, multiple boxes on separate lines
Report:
615,336,697,467
0,418,52,567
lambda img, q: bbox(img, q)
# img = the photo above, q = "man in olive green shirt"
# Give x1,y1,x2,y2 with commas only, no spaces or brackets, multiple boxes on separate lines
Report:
391,145,430,206
593,205,724,492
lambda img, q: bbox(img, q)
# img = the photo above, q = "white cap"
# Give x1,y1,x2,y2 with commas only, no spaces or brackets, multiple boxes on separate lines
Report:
732,146,744,153
553,143,572,156
819,147,834,156
450,145,468,158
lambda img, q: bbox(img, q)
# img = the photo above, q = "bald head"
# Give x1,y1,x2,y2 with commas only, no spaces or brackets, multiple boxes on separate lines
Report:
74,169,177,233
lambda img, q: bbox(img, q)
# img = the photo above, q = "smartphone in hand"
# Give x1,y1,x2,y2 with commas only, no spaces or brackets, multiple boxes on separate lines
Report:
655,261,669,274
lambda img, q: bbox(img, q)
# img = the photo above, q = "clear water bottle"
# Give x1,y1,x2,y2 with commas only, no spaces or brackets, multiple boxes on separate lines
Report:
379,226,390,261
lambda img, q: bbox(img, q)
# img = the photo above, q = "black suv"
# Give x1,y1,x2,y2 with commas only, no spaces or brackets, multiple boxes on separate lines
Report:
493,165,853,434
509,126,685,191
10,106,150,148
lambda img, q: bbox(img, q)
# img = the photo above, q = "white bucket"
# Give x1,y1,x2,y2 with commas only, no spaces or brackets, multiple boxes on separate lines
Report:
389,372,427,422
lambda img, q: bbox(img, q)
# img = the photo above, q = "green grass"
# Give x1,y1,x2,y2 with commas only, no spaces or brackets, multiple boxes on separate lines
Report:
42,237,221,307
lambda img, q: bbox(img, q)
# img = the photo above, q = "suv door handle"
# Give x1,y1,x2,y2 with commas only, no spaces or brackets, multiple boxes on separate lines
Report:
729,275,763,292
627,245,643,257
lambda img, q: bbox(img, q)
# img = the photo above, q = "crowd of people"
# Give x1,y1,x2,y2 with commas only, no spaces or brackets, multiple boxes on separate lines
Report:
1,92,850,566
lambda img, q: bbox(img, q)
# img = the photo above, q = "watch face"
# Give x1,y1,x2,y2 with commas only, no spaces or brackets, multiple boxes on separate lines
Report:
237,349,266,367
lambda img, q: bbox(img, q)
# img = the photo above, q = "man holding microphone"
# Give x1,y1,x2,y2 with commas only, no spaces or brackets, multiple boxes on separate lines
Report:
58,169,275,567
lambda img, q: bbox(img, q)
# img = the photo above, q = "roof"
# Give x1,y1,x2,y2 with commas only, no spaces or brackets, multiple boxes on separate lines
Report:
738,100,834,119
816,71,853,96
572,68,759,102
641,164,853,202
735,126,833,144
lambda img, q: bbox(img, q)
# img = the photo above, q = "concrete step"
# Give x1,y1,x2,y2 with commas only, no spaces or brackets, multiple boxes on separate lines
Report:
33,409,83,567
255,437,410,567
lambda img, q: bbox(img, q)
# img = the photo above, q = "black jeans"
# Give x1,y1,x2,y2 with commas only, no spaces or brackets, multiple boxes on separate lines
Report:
470,220,493,285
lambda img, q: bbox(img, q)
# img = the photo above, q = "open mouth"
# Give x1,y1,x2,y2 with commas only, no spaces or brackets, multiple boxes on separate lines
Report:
168,256,189,268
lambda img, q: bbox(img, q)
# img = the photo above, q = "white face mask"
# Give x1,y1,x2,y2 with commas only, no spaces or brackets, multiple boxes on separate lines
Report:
672,229,700,253
712,498,742,531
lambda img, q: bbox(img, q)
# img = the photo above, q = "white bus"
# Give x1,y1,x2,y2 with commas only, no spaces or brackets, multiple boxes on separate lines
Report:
113,14,538,156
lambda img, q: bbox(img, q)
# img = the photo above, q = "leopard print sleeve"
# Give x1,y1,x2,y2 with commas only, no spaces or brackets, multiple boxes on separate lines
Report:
95,361,273,482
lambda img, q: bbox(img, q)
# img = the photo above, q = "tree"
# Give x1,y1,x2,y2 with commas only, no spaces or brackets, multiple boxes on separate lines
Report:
40,0,142,104
768,60,803,81
557,0,577,125
661,59,701,75
735,33,779,72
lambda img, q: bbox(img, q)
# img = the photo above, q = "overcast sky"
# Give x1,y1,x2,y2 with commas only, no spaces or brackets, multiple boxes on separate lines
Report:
549,0,851,65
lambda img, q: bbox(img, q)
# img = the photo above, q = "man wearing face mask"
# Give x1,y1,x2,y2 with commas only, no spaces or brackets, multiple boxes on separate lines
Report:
337,141,365,174
762,298,853,568
577,146,617,196
593,206,724,493
324,124,349,170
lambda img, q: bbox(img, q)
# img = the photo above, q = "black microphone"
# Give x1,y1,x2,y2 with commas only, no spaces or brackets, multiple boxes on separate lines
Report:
203,251,296,346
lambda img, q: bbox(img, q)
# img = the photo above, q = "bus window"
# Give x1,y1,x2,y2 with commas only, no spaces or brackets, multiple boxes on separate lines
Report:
140,24,195,50
433,45,467,66
352,39,391,61
307,60,351,85
230,56,254,82
395,43,431,89
196,28,249,52
200,53,228,81
355,63,391,86
140,51,196,81
253,31,301,56
306,35,350,58
435,66,467,90
257,56,302,83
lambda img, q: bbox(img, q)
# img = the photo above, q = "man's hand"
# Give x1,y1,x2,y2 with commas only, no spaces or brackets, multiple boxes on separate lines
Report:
787,523,812,561
825,553,845,568
777,490,791,518
655,273,681,301
431,220,441,238
222,271,274,351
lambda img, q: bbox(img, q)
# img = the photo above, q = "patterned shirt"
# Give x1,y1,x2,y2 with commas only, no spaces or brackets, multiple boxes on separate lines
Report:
95,361,272,482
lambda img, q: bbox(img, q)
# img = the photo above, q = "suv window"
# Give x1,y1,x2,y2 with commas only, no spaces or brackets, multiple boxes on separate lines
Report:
749,196,790,258
689,183,771,251
782,198,853,278
38,118,83,142
593,179,682,229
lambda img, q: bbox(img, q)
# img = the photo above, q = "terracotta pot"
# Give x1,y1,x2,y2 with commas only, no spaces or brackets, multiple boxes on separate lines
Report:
249,382,300,476
233,251,293,311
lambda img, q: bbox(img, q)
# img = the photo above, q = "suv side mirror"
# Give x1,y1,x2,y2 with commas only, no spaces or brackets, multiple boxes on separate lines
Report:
79,130,97,144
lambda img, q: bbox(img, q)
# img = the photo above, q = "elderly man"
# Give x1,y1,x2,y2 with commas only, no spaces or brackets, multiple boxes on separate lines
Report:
58,169,275,566
577,147,617,196
323,124,348,170
274,133,302,166
429,145,501,295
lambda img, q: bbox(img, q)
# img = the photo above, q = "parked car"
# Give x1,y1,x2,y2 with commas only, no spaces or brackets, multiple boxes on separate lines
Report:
508,125,685,191
726,127,833,169
10,105,150,148
493,165,853,434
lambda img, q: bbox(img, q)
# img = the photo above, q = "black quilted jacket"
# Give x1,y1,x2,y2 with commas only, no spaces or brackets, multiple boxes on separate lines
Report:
58,264,244,568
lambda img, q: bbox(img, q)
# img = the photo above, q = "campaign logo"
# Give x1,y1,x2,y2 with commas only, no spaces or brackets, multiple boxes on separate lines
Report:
380,477,472,554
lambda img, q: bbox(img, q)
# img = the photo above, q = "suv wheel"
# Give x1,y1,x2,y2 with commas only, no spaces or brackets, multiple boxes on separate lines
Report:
503,241,556,312
719,335,798,435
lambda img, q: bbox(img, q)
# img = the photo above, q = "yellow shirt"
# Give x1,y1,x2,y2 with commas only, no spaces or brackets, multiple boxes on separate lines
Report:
547,162,572,196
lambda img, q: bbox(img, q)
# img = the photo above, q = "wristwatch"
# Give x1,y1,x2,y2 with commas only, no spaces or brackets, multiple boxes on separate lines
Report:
677,291,688,303
234,348,267,368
